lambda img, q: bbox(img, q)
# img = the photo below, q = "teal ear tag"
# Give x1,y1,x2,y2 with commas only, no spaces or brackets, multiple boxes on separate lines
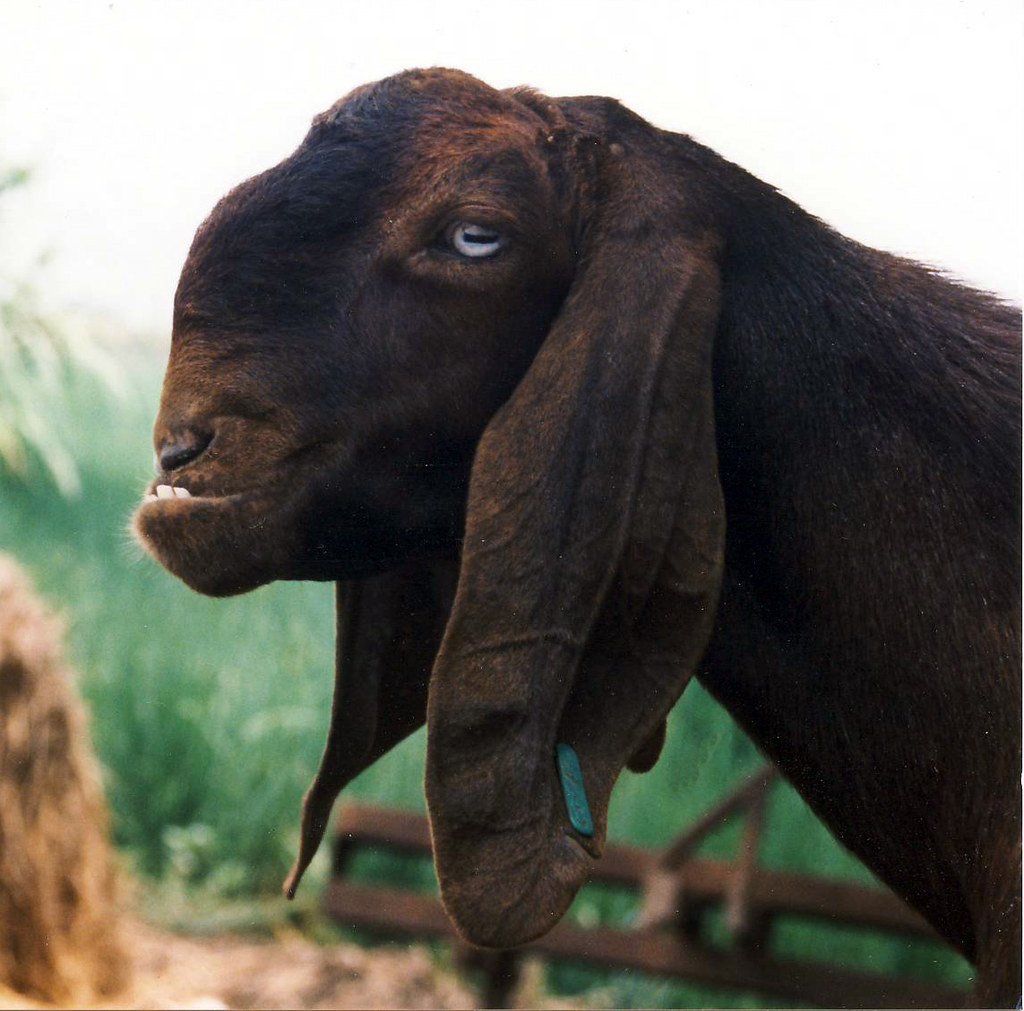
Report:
555,743,594,838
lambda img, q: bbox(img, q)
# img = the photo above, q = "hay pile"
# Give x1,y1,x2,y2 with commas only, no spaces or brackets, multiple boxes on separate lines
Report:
0,555,126,1004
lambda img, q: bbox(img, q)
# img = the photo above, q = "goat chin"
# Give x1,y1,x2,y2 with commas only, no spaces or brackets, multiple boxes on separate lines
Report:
140,67,1020,1001
134,494,284,596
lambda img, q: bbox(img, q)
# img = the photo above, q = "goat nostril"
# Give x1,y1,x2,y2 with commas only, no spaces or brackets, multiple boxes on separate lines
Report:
158,432,213,473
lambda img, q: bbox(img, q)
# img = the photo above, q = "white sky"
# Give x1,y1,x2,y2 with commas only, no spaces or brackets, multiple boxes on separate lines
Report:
1,0,1021,336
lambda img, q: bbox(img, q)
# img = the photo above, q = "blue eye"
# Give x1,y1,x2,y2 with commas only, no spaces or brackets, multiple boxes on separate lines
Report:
449,222,505,258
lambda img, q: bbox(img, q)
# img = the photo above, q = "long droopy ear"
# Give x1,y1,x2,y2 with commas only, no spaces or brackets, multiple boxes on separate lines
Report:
426,126,726,947
284,561,456,897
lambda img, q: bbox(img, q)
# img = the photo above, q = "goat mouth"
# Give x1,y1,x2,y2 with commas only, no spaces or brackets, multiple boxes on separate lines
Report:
144,482,200,502
133,475,299,597
140,436,340,507
140,481,248,504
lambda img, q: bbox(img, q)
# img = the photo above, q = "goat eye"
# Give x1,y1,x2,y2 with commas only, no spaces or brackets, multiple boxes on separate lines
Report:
448,222,505,259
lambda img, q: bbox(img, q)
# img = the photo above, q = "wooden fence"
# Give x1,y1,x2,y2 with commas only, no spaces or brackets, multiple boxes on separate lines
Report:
324,768,966,1008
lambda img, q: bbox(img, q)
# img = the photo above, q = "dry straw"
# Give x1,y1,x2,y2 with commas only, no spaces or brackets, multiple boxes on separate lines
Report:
0,554,126,1003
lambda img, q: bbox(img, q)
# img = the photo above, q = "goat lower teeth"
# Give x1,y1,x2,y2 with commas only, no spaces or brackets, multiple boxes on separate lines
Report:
156,485,174,499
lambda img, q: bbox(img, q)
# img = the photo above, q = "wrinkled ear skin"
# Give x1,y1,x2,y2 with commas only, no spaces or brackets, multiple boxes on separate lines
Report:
284,561,456,897
426,114,726,948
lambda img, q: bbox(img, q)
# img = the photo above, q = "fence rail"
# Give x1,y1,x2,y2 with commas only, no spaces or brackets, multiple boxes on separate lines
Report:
324,769,967,1008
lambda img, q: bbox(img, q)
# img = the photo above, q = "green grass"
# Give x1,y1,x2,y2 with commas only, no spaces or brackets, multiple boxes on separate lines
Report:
0,361,973,1007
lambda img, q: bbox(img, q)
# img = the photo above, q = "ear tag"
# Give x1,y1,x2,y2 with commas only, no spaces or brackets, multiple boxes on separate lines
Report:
555,743,594,838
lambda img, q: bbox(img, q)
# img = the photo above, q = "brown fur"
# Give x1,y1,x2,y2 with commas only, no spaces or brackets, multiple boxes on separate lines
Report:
134,69,1021,1005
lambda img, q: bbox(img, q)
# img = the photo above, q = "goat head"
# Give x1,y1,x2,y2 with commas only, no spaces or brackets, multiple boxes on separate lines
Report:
135,68,726,947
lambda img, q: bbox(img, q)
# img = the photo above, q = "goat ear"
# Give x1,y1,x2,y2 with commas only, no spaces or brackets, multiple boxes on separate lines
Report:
626,718,667,774
426,138,726,947
284,562,455,898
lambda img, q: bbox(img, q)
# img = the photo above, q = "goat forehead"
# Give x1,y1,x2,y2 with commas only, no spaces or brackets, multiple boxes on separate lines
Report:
172,70,551,335
187,79,540,262
312,70,548,177
315,67,532,134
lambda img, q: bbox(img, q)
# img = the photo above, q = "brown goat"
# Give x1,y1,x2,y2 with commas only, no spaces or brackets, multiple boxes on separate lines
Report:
134,69,1021,1005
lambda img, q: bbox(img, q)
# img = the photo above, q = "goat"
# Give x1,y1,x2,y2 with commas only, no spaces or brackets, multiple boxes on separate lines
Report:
134,68,1021,1005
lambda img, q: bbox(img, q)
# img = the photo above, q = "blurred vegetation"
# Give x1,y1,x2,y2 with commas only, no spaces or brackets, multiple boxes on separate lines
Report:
0,167,123,495
0,201,972,1009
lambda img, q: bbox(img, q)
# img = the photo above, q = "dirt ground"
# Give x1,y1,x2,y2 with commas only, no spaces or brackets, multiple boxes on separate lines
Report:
0,918,582,1011
114,920,475,1010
